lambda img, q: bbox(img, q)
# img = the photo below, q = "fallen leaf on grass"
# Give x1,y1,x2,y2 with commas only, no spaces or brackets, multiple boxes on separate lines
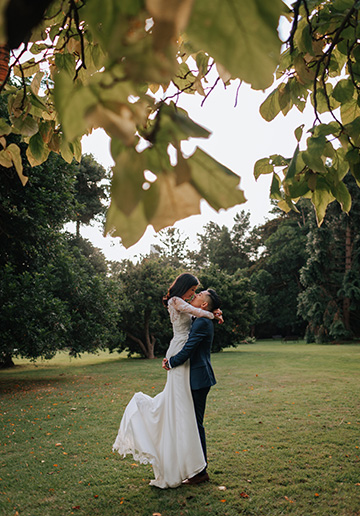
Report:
72,506,80,510
218,486,226,491
153,513,162,516
240,492,249,498
284,496,295,503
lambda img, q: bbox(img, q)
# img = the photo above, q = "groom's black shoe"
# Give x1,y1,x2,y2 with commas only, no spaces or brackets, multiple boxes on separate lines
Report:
183,472,210,485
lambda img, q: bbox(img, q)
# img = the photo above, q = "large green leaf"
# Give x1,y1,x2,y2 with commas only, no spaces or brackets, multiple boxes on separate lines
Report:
270,173,282,200
350,162,360,187
186,0,284,90
105,199,149,248
0,149,13,168
11,115,39,137
172,62,197,93
105,174,160,247
286,175,310,198
311,122,341,138
160,103,211,141
111,150,147,215
311,177,335,225
254,158,274,179
54,53,76,76
331,180,351,213
344,116,360,146
294,18,313,54
284,145,301,183
59,136,75,164
311,84,340,114
7,144,27,186
341,96,360,125
26,133,50,167
82,0,144,52
149,173,202,231
332,79,354,103
86,102,137,146
294,124,304,143
54,71,98,142
188,148,246,210
260,88,281,122
0,118,11,136
302,135,327,173
106,145,247,246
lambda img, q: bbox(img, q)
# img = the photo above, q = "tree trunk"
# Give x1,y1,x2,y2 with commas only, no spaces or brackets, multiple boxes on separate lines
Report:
0,352,15,369
76,220,80,238
144,311,156,359
127,332,149,358
343,221,352,331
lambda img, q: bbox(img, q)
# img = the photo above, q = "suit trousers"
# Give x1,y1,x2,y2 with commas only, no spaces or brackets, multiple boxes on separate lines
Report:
191,386,210,473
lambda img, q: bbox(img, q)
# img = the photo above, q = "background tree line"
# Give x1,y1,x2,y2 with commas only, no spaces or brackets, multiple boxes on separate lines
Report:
2,140,360,367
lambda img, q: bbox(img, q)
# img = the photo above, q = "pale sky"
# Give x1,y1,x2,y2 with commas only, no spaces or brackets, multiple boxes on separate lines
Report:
78,79,315,262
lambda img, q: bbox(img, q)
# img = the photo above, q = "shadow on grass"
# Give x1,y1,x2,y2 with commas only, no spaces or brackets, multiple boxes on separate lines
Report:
0,375,70,396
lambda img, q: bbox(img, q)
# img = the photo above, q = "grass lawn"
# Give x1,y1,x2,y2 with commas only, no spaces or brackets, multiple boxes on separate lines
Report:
1,342,360,516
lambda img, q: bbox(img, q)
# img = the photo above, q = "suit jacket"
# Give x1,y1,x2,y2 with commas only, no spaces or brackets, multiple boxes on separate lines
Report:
169,317,216,391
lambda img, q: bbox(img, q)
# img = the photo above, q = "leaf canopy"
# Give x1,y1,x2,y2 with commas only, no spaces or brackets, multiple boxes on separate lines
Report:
256,0,360,224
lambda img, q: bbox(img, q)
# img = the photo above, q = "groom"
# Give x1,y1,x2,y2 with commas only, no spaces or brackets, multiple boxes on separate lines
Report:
162,288,222,485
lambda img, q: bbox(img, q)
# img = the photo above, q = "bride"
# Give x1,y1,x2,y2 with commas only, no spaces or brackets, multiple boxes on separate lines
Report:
112,272,222,488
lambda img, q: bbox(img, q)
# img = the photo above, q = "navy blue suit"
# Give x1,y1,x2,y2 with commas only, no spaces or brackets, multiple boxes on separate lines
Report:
169,317,216,471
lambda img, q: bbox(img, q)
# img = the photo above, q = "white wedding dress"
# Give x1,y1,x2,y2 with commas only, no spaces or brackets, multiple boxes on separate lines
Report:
112,296,214,488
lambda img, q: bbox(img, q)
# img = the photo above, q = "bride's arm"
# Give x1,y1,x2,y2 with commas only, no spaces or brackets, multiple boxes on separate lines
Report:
170,296,214,319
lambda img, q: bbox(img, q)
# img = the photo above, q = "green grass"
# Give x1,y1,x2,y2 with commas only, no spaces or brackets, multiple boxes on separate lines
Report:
1,342,360,516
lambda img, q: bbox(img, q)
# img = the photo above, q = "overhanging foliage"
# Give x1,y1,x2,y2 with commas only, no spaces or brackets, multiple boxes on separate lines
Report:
256,0,360,225
0,0,284,246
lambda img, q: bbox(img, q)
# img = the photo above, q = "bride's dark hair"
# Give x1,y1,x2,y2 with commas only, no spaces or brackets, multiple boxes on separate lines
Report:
162,273,199,307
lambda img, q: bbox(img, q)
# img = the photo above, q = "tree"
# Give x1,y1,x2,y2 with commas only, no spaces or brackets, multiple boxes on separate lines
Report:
256,0,360,225
198,266,257,351
53,237,121,357
0,0,285,246
0,236,121,366
0,142,78,271
188,211,252,273
151,227,190,267
248,202,310,338
112,257,175,359
0,138,120,366
72,154,109,238
298,174,360,342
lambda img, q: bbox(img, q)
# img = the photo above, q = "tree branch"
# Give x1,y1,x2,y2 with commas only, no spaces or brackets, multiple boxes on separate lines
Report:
312,3,358,129
201,77,220,107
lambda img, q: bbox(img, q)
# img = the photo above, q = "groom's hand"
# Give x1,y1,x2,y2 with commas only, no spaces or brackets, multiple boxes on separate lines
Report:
162,358,170,370
214,309,224,324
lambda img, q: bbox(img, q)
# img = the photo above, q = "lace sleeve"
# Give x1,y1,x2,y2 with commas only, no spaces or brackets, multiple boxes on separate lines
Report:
169,296,214,319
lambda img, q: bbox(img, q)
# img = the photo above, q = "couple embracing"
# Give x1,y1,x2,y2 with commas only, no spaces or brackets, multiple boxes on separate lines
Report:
112,273,223,488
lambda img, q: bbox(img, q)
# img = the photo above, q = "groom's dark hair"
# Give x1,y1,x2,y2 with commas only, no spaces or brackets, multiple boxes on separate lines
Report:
206,289,221,311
